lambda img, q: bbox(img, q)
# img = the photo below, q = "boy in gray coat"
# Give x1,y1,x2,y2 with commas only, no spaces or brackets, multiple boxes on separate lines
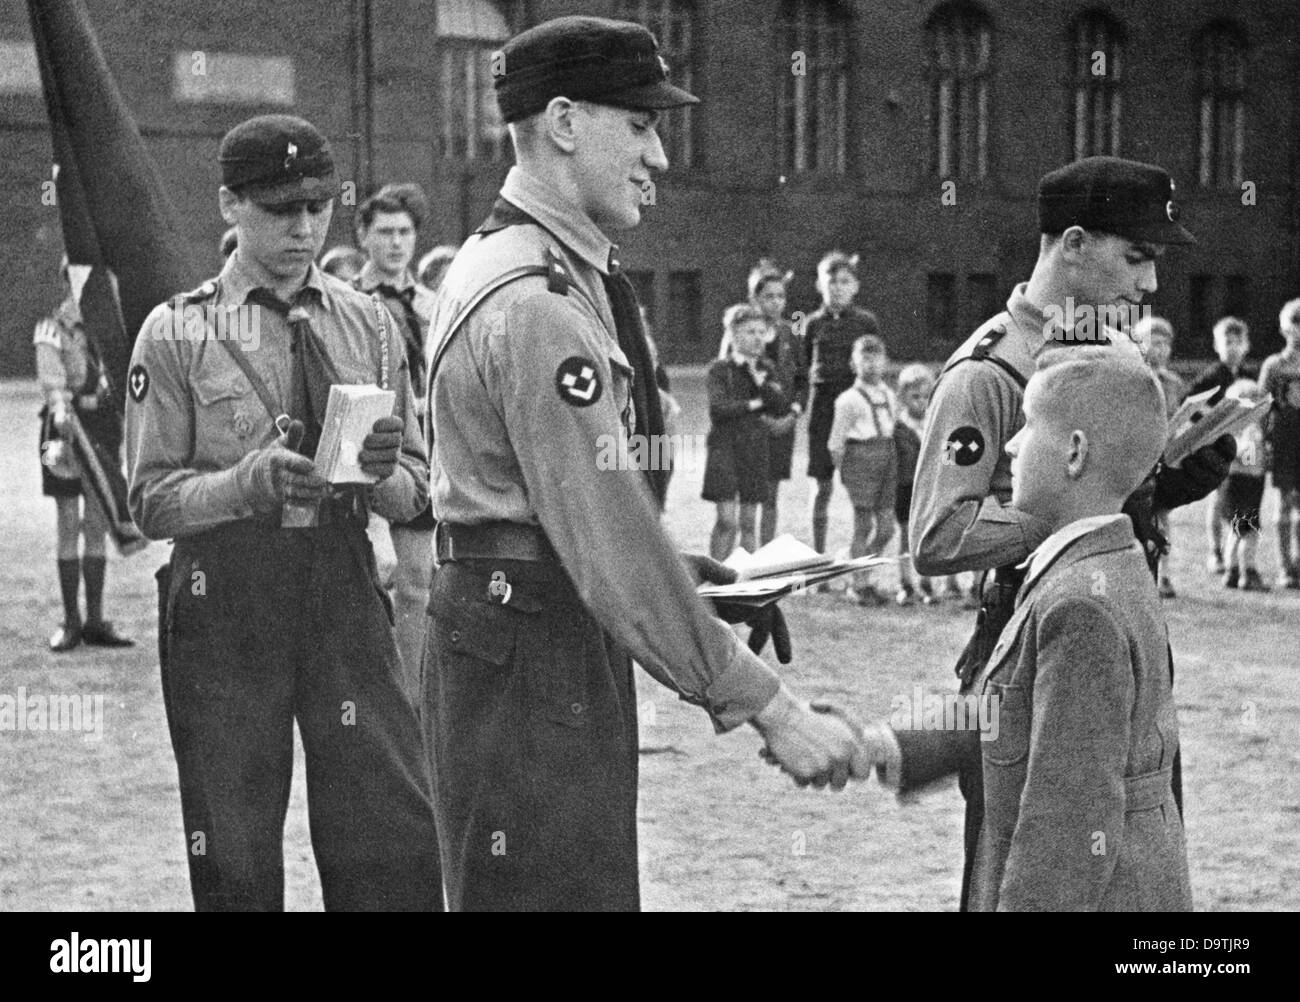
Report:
839,348,1192,910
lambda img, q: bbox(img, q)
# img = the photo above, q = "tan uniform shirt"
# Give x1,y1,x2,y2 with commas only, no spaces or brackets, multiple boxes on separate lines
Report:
125,251,426,540
427,165,779,731
910,283,1081,576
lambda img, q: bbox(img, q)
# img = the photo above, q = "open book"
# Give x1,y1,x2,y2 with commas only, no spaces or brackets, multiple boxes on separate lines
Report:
313,384,396,484
699,534,905,607
1164,388,1272,468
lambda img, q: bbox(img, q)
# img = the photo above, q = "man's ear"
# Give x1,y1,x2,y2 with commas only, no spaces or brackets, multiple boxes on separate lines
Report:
1067,429,1089,479
542,97,581,154
1059,226,1088,262
218,186,241,226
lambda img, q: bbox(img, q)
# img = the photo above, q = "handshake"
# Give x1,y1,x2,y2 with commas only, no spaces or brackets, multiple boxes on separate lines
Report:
750,688,897,791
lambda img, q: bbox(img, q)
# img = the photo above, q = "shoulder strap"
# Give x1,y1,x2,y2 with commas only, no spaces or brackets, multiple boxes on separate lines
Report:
941,315,1028,391
175,294,285,423
428,264,550,384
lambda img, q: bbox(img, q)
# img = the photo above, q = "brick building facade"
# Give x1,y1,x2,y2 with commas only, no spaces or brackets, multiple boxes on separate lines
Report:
2,0,1298,374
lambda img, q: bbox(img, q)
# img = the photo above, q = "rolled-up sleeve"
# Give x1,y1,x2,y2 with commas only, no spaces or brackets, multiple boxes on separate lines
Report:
493,292,780,730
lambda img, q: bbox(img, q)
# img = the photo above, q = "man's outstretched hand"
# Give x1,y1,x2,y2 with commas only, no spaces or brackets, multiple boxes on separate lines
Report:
683,553,793,663
750,686,858,791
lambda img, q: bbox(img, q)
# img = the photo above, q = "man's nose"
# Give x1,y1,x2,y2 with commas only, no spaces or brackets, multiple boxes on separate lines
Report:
288,207,313,234
644,130,668,172
1137,261,1158,295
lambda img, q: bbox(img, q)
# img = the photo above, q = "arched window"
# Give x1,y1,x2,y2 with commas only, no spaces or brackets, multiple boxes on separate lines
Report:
925,3,992,179
777,0,848,174
435,0,518,161
621,0,699,167
1070,10,1124,159
1196,21,1247,188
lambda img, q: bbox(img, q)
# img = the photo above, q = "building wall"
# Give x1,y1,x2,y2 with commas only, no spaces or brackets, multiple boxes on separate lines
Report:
1,0,1297,377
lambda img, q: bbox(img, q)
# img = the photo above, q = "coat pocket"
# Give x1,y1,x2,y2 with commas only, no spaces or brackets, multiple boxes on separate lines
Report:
982,682,1030,766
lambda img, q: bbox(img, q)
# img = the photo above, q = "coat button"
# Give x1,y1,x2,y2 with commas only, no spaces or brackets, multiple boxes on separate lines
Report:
570,702,584,715
450,630,461,644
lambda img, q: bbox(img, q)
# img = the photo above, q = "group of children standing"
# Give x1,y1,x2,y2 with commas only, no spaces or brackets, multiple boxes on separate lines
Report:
704,253,1300,604
1140,307,1300,595
703,252,967,607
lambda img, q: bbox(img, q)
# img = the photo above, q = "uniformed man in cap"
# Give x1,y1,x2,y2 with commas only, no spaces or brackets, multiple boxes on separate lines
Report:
823,156,1236,909
425,15,859,912
125,114,443,911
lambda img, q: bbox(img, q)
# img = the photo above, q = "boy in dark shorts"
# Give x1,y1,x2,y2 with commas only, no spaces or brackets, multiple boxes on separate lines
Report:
704,304,790,558
804,251,882,554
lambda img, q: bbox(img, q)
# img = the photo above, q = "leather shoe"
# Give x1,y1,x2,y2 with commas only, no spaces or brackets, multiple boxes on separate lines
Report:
81,620,135,647
49,624,82,652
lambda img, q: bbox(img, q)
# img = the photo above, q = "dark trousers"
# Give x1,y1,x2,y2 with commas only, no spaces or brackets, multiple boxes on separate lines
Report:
424,558,640,911
161,519,444,911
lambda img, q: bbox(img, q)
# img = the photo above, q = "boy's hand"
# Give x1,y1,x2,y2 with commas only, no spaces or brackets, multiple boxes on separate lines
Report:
359,415,405,481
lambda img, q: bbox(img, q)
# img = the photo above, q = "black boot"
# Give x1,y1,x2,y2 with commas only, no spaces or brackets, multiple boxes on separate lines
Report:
82,555,134,647
51,558,82,652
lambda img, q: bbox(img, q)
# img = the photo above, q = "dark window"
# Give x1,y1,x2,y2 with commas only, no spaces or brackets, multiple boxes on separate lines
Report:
435,1,514,162
925,2,993,179
1069,10,1124,159
667,271,702,347
621,1,699,167
965,272,1000,335
927,272,958,343
1195,21,1247,188
777,0,848,174
1225,274,1251,334
1188,273,1215,356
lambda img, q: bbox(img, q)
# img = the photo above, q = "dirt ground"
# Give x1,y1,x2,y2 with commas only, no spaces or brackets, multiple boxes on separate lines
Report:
1,373,1296,911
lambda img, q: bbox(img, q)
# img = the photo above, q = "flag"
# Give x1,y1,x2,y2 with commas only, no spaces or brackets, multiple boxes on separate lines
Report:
28,0,198,407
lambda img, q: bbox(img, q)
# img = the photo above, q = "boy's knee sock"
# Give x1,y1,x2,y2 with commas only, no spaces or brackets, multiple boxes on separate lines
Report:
1280,509,1297,571
83,555,107,624
57,558,81,628
812,514,828,554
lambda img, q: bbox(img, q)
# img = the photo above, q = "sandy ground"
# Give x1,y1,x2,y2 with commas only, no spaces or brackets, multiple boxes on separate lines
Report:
1,373,1297,911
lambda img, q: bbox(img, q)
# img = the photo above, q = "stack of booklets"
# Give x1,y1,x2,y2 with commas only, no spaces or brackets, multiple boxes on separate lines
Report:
697,534,903,607
1164,387,1272,468
313,384,396,484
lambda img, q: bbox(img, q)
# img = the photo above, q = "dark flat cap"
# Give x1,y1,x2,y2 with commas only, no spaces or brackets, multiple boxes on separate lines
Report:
1039,156,1195,245
495,15,699,124
219,114,336,206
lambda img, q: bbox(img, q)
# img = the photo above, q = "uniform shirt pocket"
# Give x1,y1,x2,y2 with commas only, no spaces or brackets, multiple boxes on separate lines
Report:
192,371,261,462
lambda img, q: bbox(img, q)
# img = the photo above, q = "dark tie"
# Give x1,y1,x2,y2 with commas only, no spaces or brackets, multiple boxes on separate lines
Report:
245,289,337,457
376,283,429,399
602,260,668,507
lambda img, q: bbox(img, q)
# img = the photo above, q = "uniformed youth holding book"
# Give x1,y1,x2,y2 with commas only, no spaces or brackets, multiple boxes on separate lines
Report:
703,303,791,559
1260,298,1300,588
125,114,443,911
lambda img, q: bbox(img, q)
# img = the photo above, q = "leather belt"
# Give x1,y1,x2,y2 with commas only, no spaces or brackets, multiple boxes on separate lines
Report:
435,521,557,564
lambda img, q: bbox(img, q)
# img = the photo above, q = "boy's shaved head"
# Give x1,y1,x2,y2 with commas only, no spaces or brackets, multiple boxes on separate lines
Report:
1030,347,1168,499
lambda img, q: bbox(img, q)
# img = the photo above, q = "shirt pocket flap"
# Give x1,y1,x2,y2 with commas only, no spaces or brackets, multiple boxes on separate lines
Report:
192,372,244,406
982,681,1030,766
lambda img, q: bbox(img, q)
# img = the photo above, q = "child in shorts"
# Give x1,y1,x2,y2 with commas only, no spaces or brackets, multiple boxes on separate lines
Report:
1217,379,1269,591
829,334,897,605
703,303,789,559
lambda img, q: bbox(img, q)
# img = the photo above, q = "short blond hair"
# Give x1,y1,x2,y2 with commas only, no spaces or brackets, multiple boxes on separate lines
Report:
897,363,935,393
1279,298,1300,329
1213,316,1249,344
1133,315,1174,343
1029,348,1167,499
